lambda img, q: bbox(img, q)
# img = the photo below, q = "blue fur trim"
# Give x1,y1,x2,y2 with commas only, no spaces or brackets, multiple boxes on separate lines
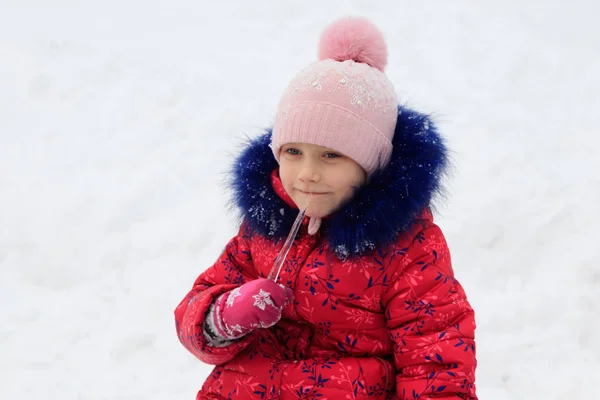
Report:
228,105,449,259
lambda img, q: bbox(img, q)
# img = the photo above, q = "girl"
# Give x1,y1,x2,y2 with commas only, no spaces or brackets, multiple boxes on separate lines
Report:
175,17,477,399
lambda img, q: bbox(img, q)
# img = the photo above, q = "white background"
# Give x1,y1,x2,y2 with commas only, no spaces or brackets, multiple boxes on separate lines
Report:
1,0,599,398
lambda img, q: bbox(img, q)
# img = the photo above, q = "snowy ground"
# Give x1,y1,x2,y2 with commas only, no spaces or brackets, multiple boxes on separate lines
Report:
1,0,599,398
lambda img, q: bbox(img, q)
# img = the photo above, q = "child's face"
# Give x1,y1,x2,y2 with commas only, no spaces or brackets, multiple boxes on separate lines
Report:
279,142,367,218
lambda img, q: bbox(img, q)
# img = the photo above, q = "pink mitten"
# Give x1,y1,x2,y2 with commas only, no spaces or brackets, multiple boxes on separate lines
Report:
207,278,293,341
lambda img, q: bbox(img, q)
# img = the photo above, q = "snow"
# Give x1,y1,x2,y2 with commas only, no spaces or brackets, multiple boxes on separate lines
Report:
1,0,599,398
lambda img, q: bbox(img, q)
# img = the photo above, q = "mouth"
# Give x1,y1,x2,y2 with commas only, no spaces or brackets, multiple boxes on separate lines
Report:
297,189,327,196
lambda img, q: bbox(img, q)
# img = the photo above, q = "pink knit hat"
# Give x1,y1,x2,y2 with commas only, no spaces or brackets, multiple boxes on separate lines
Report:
272,17,398,176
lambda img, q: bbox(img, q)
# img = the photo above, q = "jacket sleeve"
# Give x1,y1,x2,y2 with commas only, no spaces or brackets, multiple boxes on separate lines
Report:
174,222,257,365
383,222,477,399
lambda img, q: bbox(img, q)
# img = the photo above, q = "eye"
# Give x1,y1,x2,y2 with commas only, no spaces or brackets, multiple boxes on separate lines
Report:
323,152,340,159
285,148,301,155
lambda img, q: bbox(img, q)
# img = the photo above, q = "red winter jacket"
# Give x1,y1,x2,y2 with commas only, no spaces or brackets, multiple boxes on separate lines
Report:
175,107,477,399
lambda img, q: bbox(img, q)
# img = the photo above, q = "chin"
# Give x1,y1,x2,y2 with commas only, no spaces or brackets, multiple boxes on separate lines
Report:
305,206,335,219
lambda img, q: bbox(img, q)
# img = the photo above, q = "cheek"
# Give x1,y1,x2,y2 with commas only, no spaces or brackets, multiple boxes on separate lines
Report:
353,165,367,186
333,168,365,199
338,185,356,202
278,163,294,189
331,178,353,198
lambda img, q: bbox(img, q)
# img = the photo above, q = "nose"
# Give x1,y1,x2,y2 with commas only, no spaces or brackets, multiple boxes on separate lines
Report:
297,159,321,183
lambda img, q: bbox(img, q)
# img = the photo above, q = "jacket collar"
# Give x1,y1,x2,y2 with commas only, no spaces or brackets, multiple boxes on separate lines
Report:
228,105,449,259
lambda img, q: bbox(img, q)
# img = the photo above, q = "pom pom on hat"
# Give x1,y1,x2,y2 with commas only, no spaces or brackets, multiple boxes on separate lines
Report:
318,16,388,72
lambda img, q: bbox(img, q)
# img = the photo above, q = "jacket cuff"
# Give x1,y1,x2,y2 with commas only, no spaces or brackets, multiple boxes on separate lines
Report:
202,300,234,347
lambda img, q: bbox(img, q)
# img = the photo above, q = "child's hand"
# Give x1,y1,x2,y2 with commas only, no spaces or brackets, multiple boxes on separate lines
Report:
210,278,294,340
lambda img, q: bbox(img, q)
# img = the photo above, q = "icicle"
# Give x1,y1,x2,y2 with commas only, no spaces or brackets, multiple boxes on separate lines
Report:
268,195,312,281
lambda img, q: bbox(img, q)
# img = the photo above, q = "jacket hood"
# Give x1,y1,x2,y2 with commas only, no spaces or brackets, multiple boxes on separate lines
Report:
228,105,450,259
